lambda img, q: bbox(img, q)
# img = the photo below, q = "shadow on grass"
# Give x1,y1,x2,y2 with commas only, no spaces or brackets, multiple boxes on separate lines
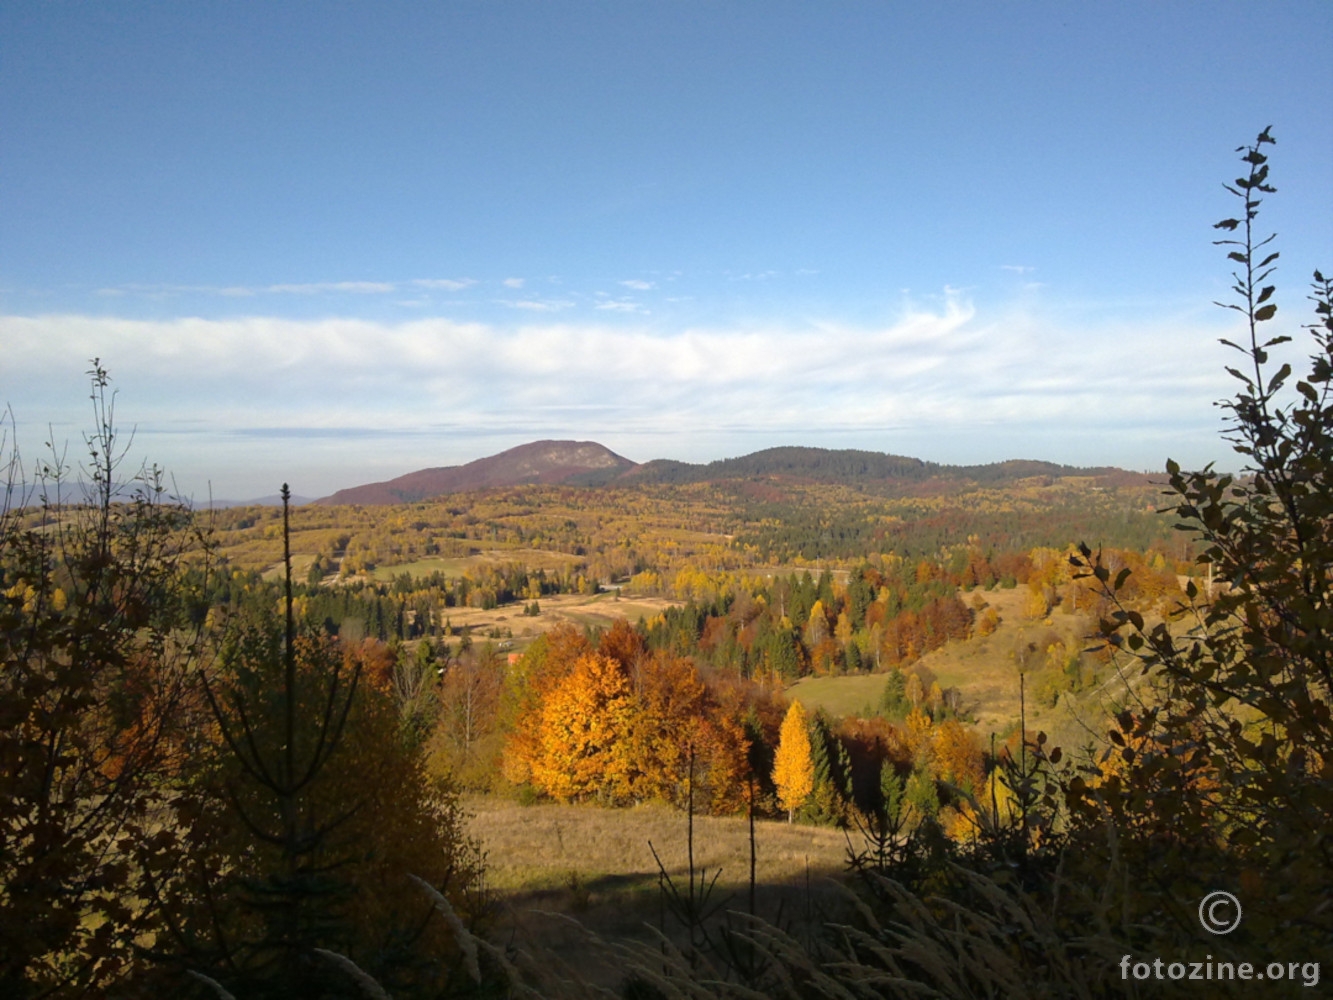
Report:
480,866,853,989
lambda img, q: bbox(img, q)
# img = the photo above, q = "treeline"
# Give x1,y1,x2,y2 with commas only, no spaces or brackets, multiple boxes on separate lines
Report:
474,619,991,840
634,543,1183,681
195,561,594,643
626,445,1126,488
731,496,1181,563
641,563,972,680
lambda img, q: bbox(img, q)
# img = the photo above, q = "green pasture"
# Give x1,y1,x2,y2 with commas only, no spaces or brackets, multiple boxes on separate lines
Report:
785,673,888,719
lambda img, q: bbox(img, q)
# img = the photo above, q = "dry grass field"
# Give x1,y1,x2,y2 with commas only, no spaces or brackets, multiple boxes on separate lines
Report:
466,795,847,894
785,673,887,719
422,590,681,652
463,794,854,975
368,547,585,582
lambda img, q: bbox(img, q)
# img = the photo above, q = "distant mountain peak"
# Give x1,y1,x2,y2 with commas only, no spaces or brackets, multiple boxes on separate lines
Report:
316,440,1145,506
316,440,637,505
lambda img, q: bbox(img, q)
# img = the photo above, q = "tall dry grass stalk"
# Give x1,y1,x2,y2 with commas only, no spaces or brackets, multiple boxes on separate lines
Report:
410,842,1242,999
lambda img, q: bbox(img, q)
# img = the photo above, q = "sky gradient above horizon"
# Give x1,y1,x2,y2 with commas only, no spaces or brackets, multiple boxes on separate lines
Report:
3,3,1330,500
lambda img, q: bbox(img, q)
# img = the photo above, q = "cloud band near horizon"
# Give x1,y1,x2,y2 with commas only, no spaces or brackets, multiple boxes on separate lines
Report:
0,298,1251,498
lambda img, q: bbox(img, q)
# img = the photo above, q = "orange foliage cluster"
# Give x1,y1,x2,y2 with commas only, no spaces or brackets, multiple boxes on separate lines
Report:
503,622,782,813
875,594,973,668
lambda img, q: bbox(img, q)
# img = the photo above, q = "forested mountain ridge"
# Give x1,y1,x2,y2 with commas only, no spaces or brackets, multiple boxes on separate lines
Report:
316,439,637,505
625,446,1144,491
318,441,1153,505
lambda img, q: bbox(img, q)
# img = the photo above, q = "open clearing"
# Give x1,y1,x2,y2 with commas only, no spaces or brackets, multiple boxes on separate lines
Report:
786,674,887,719
464,794,854,976
466,795,848,895
430,590,681,652
369,547,584,581
787,585,1126,753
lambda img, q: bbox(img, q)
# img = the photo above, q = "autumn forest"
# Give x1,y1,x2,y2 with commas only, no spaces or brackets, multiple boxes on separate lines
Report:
2,131,1330,998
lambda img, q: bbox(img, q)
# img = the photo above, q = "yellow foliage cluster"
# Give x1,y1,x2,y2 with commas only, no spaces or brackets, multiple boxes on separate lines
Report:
773,700,814,821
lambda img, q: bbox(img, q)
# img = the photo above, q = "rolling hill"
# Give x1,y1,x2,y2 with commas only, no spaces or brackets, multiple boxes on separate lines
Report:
316,441,1151,506
316,440,637,505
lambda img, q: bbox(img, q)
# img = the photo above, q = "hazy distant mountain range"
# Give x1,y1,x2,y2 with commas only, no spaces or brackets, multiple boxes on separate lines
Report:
309,440,1145,506
201,493,318,509
3,484,319,511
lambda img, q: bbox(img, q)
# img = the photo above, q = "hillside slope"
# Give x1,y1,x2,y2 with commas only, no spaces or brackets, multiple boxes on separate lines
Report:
318,441,1153,506
316,440,636,505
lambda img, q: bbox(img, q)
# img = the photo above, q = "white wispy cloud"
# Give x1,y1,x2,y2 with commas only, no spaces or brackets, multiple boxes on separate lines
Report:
502,299,574,312
595,300,648,314
94,279,402,298
265,281,395,295
413,278,477,291
502,278,526,289
619,279,655,290
0,294,1246,496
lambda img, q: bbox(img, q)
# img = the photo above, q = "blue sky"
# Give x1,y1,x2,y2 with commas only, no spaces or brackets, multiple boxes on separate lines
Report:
2,3,1330,500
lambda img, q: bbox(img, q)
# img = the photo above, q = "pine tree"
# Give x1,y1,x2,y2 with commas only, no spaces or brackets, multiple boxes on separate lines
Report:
878,668,910,719
773,700,815,822
800,711,854,826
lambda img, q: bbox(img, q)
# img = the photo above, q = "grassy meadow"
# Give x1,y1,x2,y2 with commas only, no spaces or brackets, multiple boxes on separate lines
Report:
368,547,585,583
464,794,855,983
786,582,1123,754
409,590,682,652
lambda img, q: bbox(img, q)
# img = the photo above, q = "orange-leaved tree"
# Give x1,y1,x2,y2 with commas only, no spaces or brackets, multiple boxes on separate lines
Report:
621,651,708,804
499,623,592,786
529,651,635,802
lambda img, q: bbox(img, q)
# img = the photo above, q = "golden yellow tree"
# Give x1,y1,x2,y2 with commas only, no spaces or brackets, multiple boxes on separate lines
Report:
904,670,926,707
804,600,829,646
530,652,633,802
932,718,986,794
1023,582,1051,619
773,699,814,822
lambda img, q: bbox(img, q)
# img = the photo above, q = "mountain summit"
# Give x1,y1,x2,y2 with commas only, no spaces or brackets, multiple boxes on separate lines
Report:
317,440,1143,506
316,440,636,505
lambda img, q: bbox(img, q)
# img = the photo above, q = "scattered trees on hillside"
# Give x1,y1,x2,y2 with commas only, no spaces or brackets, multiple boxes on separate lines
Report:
777,128,1333,996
